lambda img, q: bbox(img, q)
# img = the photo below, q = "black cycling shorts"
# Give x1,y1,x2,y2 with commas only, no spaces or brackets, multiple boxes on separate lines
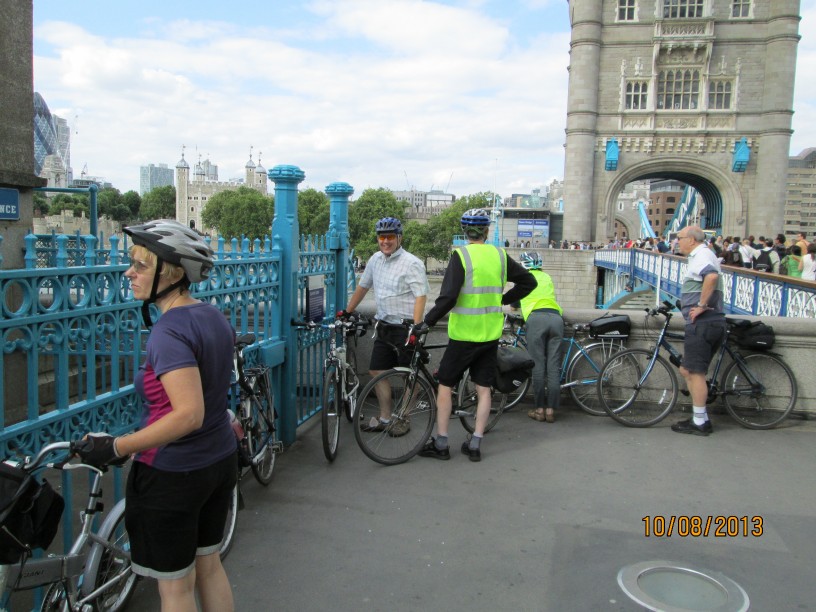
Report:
436,339,498,388
126,452,237,580
369,324,413,371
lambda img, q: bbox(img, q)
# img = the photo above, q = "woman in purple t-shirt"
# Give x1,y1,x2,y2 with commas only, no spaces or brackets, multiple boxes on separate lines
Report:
77,220,237,611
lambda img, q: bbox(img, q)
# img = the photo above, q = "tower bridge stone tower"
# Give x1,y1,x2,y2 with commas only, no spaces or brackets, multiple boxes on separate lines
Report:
563,0,801,242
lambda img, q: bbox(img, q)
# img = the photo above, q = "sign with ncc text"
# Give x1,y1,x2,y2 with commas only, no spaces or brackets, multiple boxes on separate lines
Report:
0,188,20,221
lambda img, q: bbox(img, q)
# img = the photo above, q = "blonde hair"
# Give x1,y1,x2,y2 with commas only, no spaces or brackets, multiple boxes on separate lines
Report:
129,245,187,285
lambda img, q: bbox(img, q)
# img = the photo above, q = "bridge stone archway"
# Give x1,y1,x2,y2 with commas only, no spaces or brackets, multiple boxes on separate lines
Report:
601,157,744,240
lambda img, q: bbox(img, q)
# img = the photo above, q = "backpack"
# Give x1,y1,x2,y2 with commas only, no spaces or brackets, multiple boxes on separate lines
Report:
727,249,743,266
753,249,772,272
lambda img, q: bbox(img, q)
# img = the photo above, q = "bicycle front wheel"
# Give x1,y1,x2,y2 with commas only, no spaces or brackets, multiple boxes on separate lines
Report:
322,365,341,462
456,370,506,434
567,342,625,416
90,508,138,612
354,370,436,465
219,483,239,560
598,349,678,427
247,371,277,485
722,353,797,429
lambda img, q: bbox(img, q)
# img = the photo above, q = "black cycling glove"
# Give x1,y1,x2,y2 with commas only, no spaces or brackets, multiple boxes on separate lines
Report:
74,433,128,469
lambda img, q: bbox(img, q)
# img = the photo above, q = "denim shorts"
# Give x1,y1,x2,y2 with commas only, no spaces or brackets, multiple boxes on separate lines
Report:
683,318,726,374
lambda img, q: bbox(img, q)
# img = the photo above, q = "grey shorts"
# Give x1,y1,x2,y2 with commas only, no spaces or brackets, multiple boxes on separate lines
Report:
682,319,726,374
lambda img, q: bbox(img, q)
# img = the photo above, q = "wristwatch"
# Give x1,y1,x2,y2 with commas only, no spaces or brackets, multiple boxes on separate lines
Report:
697,302,707,308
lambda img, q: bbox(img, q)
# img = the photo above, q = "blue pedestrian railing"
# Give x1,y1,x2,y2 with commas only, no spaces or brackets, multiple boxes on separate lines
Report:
595,248,816,317
1,167,357,557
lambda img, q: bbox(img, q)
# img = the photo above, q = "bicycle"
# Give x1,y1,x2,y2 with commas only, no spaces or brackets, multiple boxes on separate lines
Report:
220,333,282,557
290,315,368,462
1,441,137,612
473,312,629,416
596,301,798,428
353,322,508,465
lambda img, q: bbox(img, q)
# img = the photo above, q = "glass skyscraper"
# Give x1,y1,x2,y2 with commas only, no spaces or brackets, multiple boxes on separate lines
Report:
140,163,175,195
33,92,70,183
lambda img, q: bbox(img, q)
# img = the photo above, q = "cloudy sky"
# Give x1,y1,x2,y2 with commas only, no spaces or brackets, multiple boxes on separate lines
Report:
33,0,816,199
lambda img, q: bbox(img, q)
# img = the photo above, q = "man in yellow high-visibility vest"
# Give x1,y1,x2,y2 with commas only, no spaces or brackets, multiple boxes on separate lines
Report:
414,208,535,461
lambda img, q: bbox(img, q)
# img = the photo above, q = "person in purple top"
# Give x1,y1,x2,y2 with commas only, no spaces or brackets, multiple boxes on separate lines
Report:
76,220,237,611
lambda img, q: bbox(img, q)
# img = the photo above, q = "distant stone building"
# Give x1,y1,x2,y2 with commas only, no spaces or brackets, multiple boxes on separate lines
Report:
785,148,816,240
175,149,268,232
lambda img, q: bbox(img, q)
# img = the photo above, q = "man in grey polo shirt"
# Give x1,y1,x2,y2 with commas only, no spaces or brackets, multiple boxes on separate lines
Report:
672,225,726,436
343,217,429,434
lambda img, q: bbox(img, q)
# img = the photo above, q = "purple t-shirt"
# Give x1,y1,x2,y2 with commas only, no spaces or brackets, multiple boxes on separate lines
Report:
134,302,236,471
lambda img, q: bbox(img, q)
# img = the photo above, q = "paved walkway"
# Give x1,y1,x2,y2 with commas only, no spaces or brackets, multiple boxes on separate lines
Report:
129,400,816,611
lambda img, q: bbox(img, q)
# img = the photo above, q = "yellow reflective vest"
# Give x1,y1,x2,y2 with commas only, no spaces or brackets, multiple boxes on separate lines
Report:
448,244,507,342
519,269,562,321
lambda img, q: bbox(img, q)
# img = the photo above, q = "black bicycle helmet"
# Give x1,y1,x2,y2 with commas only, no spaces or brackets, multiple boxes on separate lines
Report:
375,217,403,235
520,251,542,270
124,219,214,283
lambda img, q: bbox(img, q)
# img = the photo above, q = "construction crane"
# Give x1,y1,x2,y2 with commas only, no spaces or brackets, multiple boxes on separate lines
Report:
403,170,411,191
445,172,454,193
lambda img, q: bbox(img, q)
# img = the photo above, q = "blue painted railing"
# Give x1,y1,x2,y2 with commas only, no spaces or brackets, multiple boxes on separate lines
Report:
595,248,816,317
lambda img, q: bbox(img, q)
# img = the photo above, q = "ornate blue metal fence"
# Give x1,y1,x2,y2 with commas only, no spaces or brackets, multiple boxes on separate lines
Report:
1,167,356,560
596,248,816,317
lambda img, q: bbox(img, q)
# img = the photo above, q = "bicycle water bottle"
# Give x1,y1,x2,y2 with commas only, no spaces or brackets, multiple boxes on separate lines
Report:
336,346,347,365
227,409,244,438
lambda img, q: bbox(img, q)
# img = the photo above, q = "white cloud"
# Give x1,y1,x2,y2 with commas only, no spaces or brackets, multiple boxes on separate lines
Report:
34,2,571,198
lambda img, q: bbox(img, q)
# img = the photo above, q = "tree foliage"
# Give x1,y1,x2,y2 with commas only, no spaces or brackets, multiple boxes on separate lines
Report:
298,188,330,236
49,193,89,217
348,188,405,260
122,190,142,219
32,192,49,216
202,187,275,241
140,185,176,220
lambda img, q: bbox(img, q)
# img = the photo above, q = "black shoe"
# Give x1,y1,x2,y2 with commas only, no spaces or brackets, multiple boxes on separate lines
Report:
418,438,450,460
671,418,713,436
460,441,481,462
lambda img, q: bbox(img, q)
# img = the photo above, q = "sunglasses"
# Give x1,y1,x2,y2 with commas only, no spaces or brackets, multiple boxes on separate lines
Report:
377,234,398,242
129,260,153,273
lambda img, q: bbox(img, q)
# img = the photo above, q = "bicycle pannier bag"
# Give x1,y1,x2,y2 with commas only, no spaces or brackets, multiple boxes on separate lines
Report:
0,462,65,563
494,345,535,394
589,314,631,338
729,320,775,351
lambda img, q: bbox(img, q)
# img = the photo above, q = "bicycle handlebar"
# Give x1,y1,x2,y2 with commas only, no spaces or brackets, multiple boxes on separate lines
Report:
12,440,121,474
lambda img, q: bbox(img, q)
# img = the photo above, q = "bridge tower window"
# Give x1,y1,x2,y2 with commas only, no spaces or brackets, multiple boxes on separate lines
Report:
731,0,751,18
657,69,700,110
709,80,733,109
618,0,637,21
626,81,649,109
662,0,704,19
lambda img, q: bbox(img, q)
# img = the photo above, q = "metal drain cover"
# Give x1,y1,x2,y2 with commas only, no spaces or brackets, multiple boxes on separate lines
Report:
617,560,749,612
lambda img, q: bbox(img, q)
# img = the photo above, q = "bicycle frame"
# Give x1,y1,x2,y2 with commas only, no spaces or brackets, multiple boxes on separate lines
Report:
1,443,134,610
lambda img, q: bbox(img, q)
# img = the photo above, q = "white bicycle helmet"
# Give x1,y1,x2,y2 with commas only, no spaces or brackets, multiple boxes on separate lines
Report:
124,219,214,283
520,251,542,270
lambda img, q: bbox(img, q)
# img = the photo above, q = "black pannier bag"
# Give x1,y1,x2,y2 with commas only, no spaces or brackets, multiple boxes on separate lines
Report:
0,461,65,563
494,345,535,393
589,314,631,339
728,319,775,351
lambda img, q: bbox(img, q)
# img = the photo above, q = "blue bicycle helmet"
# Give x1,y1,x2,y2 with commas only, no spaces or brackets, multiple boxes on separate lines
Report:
520,251,542,270
375,217,403,235
461,208,490,239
